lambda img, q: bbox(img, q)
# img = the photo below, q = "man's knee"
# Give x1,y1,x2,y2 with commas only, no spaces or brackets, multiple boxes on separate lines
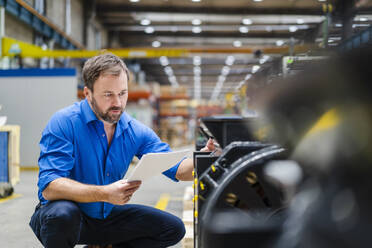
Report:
172,216,186,243
42,200,81,230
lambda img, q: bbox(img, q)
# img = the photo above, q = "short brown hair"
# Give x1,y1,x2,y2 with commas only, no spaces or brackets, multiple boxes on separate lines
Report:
82,53,130,91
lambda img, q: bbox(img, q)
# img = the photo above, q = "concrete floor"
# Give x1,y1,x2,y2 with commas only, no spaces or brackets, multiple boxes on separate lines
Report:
0,170,192,247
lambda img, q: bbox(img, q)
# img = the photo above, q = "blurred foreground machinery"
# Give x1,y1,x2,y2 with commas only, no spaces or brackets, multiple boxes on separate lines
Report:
193,48,372,248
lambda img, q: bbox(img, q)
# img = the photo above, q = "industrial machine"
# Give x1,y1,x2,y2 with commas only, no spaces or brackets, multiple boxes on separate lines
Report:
193,48,372,248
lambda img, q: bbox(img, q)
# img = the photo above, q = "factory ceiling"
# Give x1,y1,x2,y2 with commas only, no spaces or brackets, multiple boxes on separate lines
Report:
93,0,372,100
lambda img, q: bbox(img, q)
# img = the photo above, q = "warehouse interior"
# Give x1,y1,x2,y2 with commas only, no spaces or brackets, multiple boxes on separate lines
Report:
0,0,372,247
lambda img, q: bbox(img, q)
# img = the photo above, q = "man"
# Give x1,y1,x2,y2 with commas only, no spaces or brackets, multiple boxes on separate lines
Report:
29,53,214,248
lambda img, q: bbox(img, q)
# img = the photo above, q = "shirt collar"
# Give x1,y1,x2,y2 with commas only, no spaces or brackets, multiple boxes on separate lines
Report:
82,99,98,124
81,99,130,133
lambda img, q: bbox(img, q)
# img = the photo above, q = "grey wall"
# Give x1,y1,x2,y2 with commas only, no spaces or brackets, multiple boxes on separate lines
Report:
0,74,77,166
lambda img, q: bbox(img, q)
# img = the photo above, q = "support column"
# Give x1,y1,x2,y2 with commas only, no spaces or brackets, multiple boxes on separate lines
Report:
0,6,5,58
338,0,356,41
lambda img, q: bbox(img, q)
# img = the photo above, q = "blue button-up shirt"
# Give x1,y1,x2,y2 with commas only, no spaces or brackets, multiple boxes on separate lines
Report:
38,99,180,219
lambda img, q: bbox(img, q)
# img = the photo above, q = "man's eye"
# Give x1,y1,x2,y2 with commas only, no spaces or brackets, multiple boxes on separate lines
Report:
104,93,112,97
119,92,126,97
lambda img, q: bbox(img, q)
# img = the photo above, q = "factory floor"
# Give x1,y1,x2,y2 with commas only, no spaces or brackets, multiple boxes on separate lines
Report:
0,168,192,248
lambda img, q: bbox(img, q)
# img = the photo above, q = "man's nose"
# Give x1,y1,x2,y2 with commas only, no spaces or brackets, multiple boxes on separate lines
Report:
112,94,122,106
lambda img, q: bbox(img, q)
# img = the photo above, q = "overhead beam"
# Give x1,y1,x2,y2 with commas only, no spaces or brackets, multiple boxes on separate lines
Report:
117,30,311,39
96,5,324,16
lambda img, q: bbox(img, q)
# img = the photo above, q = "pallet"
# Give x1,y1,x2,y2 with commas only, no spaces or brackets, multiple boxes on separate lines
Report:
182,186,194,248
0,125,21,186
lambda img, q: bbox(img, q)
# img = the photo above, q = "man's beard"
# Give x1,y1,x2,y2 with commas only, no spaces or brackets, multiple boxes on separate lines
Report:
91,96,123,124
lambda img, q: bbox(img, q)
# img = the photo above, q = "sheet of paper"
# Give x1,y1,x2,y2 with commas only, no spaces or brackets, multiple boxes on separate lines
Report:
126,150,191,182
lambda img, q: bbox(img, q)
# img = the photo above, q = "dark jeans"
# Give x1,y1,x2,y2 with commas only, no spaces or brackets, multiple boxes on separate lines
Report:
29,200,185,248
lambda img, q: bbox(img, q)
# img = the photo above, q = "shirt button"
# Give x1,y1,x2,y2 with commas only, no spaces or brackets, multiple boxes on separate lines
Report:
107,173,110,177
102,134,105,137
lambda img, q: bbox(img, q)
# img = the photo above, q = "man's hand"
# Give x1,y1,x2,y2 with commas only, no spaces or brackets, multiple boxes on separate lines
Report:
103,180,141,205
200,138,215,152
200,138,222,155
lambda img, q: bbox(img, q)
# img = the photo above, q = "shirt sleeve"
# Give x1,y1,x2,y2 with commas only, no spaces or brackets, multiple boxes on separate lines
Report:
38,112,75,197
135,122,180,182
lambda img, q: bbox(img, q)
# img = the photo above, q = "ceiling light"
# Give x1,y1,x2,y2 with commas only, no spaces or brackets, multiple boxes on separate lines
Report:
318,0,326,2
164,66,173,75
296,19,305,24
239,26,249,33
359,17,369,22
244,74,252,81
221,66,230,76
253,0,263,2
252,65,260,74
159,56,169,66
242,18,252,25
328,39,334,43
145,27,155,34
152,41,161,47
193,56,201,66
192,26,202,33
225,55,235,66
276,40,284,46
265,26,273,32
192,19,202,25
140,19,151,26
289,26,298,32
171,26,178,32
218,75,226,82
259,55,270,64
194,66,201,75
233,40,242,47
191,0,201,2
129,0,140,2
335,23,343,28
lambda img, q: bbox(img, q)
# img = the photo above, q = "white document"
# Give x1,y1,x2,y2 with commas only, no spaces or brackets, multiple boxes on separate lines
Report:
126,150,191,182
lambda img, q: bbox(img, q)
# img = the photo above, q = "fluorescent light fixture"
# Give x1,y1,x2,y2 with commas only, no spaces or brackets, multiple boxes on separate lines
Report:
318,0,326,2
359,17,368,22
130,0,140,2
252,65,260,74
289,26,298,32
152,41,161,47
225,55,235,66
145,27,155,34
159,56,169,66
192,19,202,25
218,75,226,82
192,26,202,33
239,26,249,33
233,40,242,47
253,0,263,2
335,23,343,27
164,66,173,75
194,75,201,82
242,18,252,25
221,66,230,76
191,0,201,2
193,66,201,75
265,26,273,32
244,74,252,81
140,19,151,26
296,19,305,24
193,56,201,66
276,40,284,46
259,55,270,64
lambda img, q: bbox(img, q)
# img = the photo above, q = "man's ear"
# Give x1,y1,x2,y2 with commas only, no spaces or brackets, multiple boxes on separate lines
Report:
83,86,91,100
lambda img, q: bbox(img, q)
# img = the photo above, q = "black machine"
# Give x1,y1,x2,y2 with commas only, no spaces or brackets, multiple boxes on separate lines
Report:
193,48,372,248
194,116,290,248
